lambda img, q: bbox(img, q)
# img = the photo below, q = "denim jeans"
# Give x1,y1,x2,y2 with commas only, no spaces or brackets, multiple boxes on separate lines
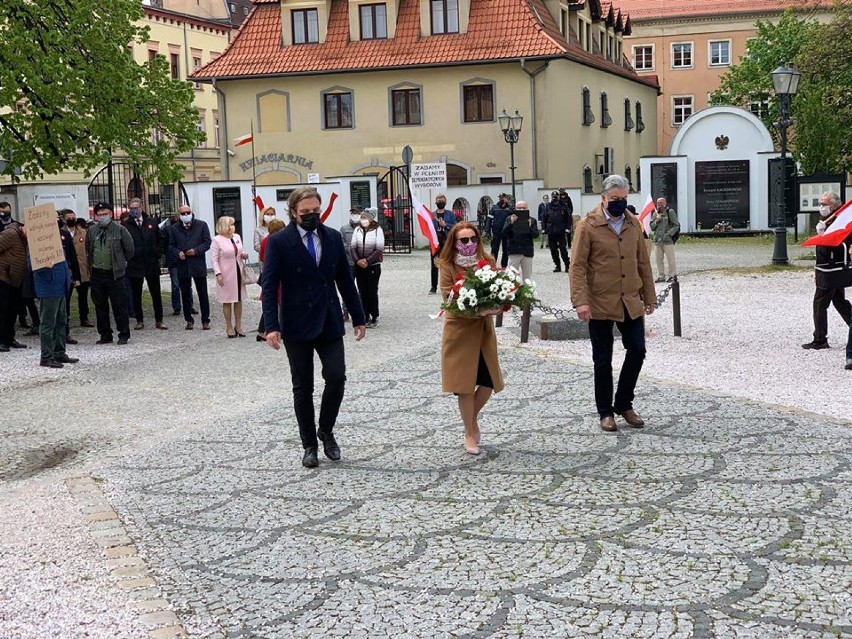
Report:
588,309,646,418
39,296,67,360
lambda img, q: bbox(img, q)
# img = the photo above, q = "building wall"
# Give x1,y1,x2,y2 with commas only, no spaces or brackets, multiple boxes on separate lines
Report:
218,60,658,191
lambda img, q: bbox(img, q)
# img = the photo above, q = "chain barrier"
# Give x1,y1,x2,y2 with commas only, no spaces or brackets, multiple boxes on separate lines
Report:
654,280,676,309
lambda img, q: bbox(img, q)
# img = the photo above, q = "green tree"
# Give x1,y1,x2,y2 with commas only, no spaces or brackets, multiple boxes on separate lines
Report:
711,6,852,175
0,0,203,183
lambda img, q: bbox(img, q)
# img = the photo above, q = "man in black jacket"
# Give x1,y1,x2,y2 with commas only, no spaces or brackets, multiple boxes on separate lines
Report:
487,193,512,267
123,198,167,330
802,192,852,350
167,205,212,330
544,191,571,272
503,200,539,281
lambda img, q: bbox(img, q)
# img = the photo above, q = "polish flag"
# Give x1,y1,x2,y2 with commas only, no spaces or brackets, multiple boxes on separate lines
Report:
234,133,253,147
254,195,264,211
802,200,852,247
638,194,654,236
409,184,440,255
320,192,338,223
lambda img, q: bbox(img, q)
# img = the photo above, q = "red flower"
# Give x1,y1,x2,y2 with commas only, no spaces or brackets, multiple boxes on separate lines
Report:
477,259,490,268
451,281,463,294
455,272,466,281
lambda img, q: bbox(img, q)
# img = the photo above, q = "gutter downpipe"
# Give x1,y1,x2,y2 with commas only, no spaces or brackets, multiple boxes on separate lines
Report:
212,78,229,180
520,58,549,180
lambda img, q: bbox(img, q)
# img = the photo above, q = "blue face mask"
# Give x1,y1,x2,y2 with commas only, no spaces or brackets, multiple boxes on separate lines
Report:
606,199,628,218
130,208,141,218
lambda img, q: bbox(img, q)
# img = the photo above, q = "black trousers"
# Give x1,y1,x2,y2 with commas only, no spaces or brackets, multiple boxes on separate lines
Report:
490,235,509,268
812,286,852,342
129,271,164,324
0,280,20,346
430,253,439,291
68,282,90,324
283,336,347,449
179,276,210,324
90,269,130,341
355,264,381,321
549,233,570,269
18,296,39,327
588,309,646,418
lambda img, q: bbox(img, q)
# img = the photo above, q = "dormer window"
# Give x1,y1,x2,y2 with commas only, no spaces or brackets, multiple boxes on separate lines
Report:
431,0,459,35
293,9,319,44
360,3,388,40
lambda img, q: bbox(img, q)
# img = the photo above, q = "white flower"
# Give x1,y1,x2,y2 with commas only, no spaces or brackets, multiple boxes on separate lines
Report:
489,283,499,293
457,300,466,311
497,291,507,301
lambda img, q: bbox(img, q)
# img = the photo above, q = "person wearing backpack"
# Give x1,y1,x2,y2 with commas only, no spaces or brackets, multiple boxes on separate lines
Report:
650,197,680,282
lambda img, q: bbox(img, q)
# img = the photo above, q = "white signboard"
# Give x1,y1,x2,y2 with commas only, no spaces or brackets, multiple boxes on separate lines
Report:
307,173,320,184
34,193,77,213
410,163,447,190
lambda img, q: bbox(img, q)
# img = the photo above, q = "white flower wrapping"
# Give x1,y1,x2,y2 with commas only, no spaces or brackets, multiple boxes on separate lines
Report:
443,263,538,317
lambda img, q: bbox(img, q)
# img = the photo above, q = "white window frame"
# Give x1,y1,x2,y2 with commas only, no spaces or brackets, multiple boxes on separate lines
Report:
196,110,206,147
672,95,693,126
632,44,654,71
708,39,731,67
671,41,693,69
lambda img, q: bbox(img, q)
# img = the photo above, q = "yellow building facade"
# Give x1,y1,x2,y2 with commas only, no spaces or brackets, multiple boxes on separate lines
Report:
198,0,659,195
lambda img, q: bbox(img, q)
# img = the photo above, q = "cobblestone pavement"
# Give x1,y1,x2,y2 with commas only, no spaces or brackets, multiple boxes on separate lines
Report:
99,345,852,638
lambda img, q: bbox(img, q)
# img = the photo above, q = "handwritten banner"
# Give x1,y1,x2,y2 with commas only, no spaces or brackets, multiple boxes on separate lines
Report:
24,203,64,270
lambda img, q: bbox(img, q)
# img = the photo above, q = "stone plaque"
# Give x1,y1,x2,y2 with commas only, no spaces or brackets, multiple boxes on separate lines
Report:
650,163,678,214
695,160,750,229
768,157,796,227
349,181,371,210
213,187,243,238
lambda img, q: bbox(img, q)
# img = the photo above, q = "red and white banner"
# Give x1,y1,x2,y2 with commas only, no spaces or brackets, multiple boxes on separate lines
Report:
638,194,654,237
234,133,253,147
320,192,338,223
409,184,440,255
802,200,852,247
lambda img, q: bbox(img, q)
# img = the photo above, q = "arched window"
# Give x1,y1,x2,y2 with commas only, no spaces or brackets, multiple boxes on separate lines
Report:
447,163,469,186
583,165,593,193
625,165,633,191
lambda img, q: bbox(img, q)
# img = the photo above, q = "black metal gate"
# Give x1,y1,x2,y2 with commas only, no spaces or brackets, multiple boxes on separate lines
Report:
87,162,188,223
376,165,413,254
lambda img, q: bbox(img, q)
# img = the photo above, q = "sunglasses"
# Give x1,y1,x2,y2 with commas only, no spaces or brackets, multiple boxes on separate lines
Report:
457,236,478,245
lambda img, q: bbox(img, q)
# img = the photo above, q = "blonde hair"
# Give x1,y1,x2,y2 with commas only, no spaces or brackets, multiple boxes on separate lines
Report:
216,215,235,235
259,206,276,227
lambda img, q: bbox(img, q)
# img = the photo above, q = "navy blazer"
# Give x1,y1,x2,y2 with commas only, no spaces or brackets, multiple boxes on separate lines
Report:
167,219,212,279
262,221,365,342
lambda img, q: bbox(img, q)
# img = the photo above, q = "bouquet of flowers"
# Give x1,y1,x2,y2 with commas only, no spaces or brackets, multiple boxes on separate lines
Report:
441,260,538,318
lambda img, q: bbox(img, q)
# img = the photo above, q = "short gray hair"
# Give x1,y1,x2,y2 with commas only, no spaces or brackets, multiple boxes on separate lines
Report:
821,192,841,207
602,174,629,194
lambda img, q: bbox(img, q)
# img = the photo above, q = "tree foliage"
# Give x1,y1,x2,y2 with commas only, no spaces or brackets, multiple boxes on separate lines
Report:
710,6,852,175
0,0,203,183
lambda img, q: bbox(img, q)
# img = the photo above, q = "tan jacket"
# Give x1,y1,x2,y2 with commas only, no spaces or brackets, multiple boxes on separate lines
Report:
72,226,90,282
439,263,505,395
0,226,28,288
569,205,656,321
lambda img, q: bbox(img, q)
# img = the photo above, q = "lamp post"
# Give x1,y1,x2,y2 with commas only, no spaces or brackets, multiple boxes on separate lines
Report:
770,63,800,265
498,110,523,204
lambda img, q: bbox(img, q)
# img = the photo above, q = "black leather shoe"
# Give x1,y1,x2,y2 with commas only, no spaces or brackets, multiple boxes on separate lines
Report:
65,336,78,345
117,337,129,345
317,430,341,461
54,354,79,364
552,266,561,272
0,345,9,352
801,340,829,350
302,447,319,468
39,359,63,368
846,358,852,370
96,337,113,344
9,340,27,349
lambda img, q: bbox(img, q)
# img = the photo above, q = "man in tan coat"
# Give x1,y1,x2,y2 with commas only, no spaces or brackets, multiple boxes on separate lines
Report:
570,175,656,432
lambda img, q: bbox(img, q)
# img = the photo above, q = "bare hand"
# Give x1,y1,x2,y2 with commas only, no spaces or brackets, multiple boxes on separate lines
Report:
357,259,368,268
645,305,655,316
186,248,196,256
354,325,366,341
240,252,249,260
266,331,281,350
510,214,518,223
215,273,223,285
576,304,591,321
179,251,186,261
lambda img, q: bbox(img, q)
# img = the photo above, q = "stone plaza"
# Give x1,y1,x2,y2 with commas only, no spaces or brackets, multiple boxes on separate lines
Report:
1,240,850,638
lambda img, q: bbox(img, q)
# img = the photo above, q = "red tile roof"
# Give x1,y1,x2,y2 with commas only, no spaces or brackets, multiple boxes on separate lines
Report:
623,0,834,21
194,0,657,88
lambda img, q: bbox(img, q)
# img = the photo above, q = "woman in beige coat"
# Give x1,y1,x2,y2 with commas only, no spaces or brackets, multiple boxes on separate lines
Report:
436,221,505,456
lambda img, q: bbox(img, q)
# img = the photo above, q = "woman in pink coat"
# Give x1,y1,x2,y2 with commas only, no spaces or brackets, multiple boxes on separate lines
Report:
211,216,249,338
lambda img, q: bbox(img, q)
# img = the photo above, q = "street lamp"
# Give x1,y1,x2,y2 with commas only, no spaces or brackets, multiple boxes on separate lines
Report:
498,109,523,204
770,62,800,265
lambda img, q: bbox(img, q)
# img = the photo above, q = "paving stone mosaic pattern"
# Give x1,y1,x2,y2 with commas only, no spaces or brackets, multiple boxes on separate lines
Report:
98,345,852,638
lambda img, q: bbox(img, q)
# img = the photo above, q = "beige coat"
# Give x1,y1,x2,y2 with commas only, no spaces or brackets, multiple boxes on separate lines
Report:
439,263,505,394
72,226,90,282
569,206,656,322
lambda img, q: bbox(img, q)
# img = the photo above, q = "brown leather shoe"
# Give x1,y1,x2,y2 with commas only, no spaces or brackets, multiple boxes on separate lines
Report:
600,416,617,432
619,409,645,428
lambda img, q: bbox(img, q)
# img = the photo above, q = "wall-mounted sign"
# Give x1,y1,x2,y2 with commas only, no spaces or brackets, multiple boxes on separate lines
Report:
307,173,320,184
410,162,447,190
276,189,295,203
238,153,314,173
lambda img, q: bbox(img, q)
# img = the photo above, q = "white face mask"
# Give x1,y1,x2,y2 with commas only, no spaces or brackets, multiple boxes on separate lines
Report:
180,214,192,224
350,214,361,224
818,205,832,218
360,219,371,228
263,215,275,224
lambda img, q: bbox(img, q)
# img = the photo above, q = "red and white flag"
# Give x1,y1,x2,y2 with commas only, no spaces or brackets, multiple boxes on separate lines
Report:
233,133,253,147
409,184,440,255
638,194,654,236
802,200,852,247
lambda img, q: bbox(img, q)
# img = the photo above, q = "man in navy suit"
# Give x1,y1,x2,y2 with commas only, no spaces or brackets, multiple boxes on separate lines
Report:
262,187,367,468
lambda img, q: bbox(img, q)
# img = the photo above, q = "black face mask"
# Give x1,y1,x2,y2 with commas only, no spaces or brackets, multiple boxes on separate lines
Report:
298,213,320,232
436,201,446,209
607,199,628,218
0,212,10,222
66,218,75,227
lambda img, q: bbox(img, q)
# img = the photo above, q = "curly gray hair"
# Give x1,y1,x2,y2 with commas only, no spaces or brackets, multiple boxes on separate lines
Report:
601,174,630,194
